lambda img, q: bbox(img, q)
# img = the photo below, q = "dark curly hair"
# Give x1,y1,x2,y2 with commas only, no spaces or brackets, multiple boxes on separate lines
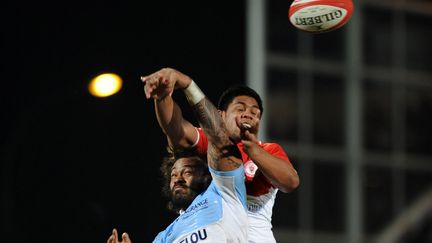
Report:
160,146,211,213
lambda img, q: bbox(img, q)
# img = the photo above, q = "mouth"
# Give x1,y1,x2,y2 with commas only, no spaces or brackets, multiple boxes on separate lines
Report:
173,186,187,193
241,123,252,130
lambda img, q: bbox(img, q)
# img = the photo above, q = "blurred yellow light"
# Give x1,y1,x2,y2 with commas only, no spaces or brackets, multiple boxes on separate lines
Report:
89,73,123,97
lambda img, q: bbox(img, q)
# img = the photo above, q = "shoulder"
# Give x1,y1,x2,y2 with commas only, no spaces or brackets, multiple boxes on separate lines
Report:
261,142,284,152
153,227,168,242
209,164,245,178
260,142,290,161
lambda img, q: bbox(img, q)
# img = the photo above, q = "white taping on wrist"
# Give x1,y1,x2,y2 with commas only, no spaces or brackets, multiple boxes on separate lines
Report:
183,80,205,105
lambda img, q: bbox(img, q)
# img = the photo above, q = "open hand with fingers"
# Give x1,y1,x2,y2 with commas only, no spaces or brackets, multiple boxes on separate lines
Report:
141,68,192,100
107,228,132,243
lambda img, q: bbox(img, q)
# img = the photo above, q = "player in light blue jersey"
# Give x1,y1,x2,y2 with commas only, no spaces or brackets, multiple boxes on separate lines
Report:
153,150,248,242
107,68,249,243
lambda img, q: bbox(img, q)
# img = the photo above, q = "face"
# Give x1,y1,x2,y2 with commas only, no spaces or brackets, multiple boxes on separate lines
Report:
169,157,208,210
221,95,261,142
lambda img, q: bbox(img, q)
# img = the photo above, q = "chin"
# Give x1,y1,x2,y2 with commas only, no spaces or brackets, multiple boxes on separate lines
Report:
172,195,194,210
229,130,241,140
172,190,187,199
230,134,242,143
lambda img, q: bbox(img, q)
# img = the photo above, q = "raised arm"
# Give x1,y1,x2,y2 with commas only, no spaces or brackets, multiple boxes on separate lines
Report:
189,94,243,171
141,70,198,149
142,68,242,171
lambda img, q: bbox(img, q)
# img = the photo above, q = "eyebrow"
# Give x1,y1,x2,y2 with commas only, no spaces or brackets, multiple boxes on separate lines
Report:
234,101,260,110
171,164,196,171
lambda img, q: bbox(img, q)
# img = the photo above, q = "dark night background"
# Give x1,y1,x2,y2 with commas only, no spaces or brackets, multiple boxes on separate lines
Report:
5,1,432,243
1,1,249,242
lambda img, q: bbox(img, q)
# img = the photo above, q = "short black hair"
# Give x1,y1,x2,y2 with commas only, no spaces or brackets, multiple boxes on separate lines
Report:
217,85,263,115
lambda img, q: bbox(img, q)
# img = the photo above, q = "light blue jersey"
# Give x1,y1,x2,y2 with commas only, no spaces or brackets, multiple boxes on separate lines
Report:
153,165,248,243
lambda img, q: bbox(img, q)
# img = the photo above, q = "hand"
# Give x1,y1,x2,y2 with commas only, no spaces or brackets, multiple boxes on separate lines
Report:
107,228,132,243
141,68,192,100
240,129,260,155
236,115,259,137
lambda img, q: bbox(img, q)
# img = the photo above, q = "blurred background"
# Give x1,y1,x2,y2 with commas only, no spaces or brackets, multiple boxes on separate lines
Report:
1,0,431,243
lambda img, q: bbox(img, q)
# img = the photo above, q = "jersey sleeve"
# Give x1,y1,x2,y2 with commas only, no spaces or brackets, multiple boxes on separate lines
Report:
209,165,247,209
192,127,208,158
245,143,293,196
193,127,246,207
264,143,291,164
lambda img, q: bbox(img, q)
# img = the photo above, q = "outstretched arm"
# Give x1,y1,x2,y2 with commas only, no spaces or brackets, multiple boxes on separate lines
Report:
142,68,242,171
141,70,198,149
142,68,298,191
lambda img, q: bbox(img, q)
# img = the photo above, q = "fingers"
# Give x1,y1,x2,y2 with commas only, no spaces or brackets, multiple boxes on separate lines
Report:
141,76,150,98
107,235,114,243
113,228,119,243
242,130,252,140
122,233,132,243
142,76,176,100
142,75,161,99
108,228,132,243
107,228,117,243
241,130,258,144
140,68,165,83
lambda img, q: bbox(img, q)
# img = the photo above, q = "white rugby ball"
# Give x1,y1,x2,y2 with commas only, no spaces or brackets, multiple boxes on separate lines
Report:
288,0,354,33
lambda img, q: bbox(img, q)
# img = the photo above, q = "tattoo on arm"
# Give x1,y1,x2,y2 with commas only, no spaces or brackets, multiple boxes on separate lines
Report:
192,98,242,169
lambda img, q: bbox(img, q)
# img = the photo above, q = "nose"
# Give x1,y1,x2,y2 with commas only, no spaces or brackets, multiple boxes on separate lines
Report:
241,111,253,120
173,175,185,185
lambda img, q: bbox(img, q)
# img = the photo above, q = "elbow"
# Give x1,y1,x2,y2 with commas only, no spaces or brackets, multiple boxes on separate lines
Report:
278,174,300,193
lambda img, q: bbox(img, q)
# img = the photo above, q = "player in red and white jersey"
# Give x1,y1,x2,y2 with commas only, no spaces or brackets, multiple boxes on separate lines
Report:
142,68,300,243
194,127,291,242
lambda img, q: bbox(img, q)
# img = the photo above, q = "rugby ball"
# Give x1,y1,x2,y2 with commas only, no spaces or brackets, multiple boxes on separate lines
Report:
288,0,354,33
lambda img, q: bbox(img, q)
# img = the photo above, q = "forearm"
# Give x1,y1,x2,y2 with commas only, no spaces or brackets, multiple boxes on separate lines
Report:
248,146,299,192
192,98,228,148
184,82,242,171
154,96,197,149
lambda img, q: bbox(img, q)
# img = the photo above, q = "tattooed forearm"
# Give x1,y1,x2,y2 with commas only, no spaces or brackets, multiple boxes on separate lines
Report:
192,98,242,170
193,98,231,147
208,144,242,169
